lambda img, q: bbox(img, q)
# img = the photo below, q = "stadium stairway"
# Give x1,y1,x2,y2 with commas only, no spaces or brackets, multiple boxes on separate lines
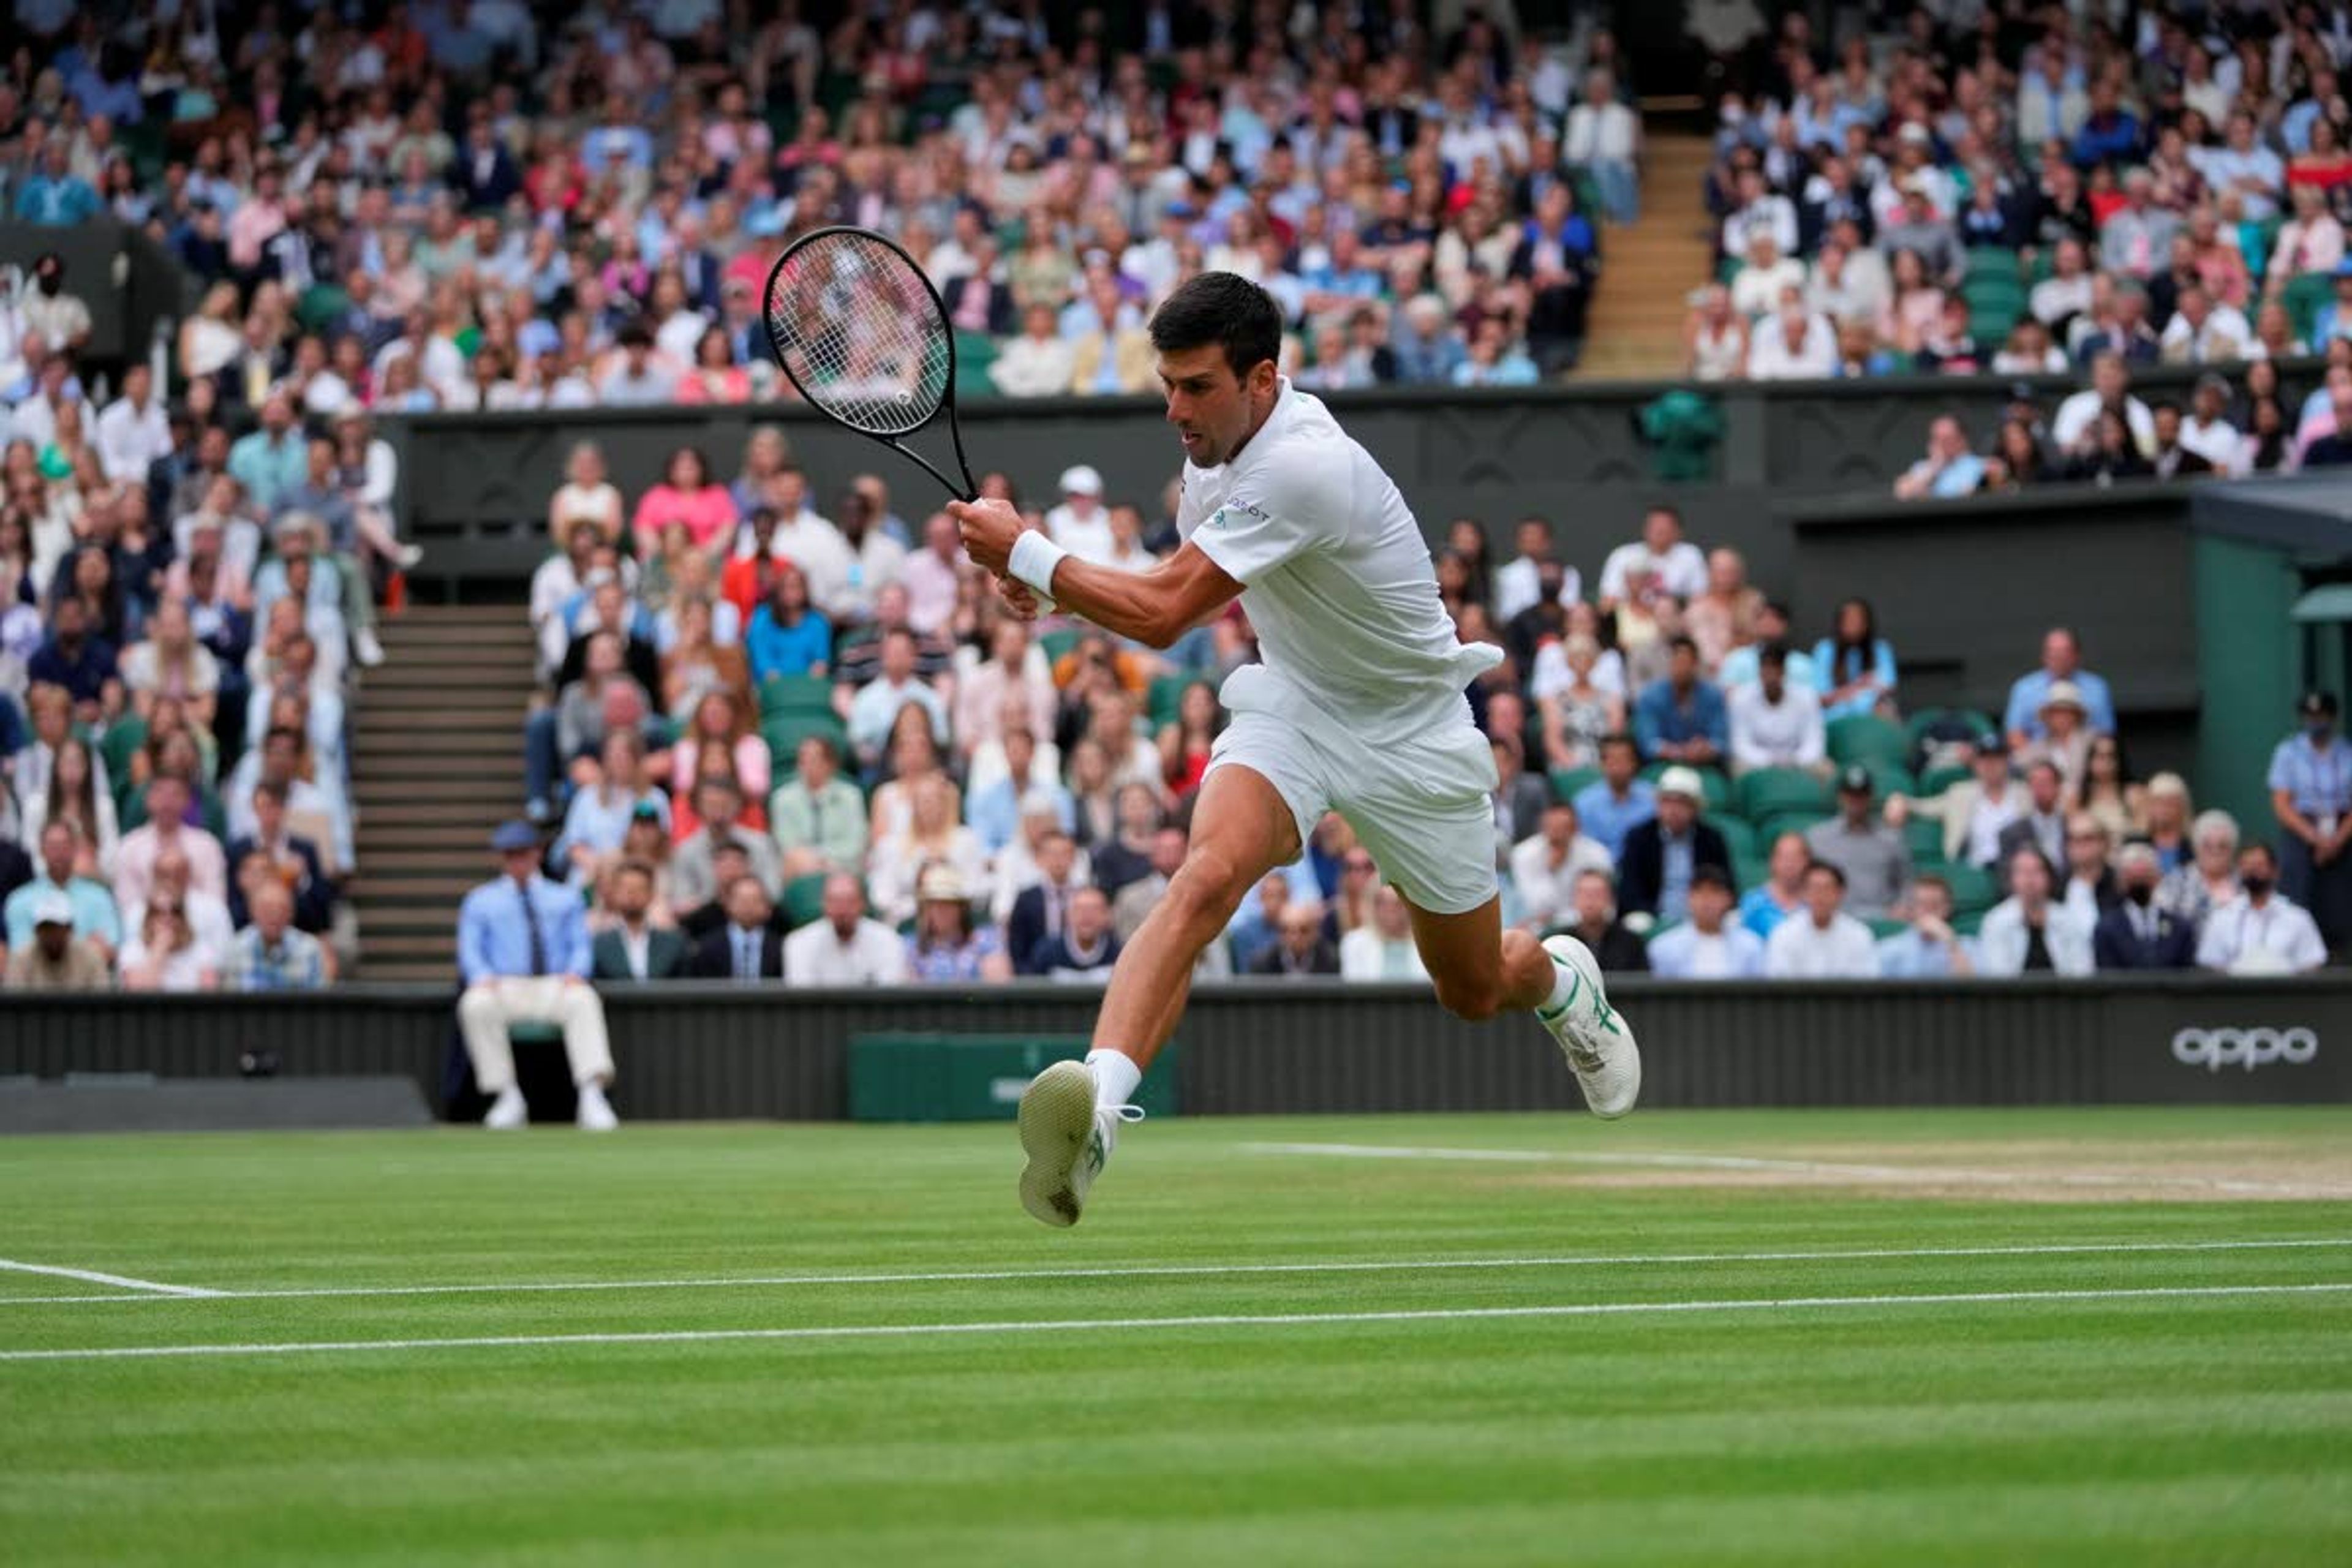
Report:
1574,123,1716,381
349,605,537,982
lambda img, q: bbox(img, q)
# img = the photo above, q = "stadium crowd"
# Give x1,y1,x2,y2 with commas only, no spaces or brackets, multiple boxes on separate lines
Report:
494,434,2343,993
1682,1,2352,484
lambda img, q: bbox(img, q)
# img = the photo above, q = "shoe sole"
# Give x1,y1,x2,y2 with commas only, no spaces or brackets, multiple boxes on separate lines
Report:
1017,1060,1096,1228
1542,937,1643,1120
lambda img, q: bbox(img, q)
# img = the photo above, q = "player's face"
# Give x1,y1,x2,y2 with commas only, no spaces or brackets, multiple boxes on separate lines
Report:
1156,345,1272,466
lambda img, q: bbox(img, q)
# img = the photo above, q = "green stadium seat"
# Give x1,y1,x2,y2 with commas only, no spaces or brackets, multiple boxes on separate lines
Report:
1549,765,1601,804
781,873,829,930
1960,277,2026,340
761,713,850,769
1942,863,1999,917
1643,918,1684,946
1036,628,1082,665
1904,816,1948,866
758,674,835,718
1826,714,1909,769
1641,762,1731,812
1705,813,1762,861
2284,271,2335,345
1737,766,1833,823
1730,851,1769,892
1918,763,1973,796
1950,909,1986,939
1965,246,2022,285
952,330,1000,398
1147,674,1200,728
1758,810,1831,847
1845,756,1917,802
1868,917,1911,942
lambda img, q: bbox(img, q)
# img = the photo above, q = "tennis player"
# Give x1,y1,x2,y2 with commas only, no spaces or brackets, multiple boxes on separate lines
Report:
950,273,1639,1229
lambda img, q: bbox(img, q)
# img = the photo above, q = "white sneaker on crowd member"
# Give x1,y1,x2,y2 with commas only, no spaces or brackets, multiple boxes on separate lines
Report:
354,628,386,668
575,1080,620,1131
484,1085,528,1130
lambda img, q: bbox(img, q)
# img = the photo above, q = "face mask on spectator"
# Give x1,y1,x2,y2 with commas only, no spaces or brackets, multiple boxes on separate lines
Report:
2242,875,2273,899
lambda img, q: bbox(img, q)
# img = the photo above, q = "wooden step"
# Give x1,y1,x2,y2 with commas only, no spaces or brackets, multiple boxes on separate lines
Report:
349,777,516,802
358,960,458,982
352,850,491,875
351,875,481,902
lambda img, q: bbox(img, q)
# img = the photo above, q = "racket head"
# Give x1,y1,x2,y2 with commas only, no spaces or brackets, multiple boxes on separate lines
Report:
761,227,957,439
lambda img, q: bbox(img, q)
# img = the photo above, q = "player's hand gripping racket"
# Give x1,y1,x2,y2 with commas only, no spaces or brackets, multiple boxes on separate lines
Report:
760,225,1050,611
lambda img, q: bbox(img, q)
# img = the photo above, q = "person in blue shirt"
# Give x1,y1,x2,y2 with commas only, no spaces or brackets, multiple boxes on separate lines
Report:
1632,636,1728,766
745,564,832,684
2268,689,2352,953
1811,597,1900,723
2002,626,2116,745
1647,865,1767,979
1572,733,1656,861
454,821,619,1131
226,393,309,516
1875,874,1978,978
2,819,121,955
12,144,99,225
1738,830,1812,940
2068,80,2142,170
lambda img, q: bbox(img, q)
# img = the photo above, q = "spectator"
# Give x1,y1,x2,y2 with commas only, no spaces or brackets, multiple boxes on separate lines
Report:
1890,734,2020,870
226,780,336,934
1031,883,1123,982
4,891,109,990
1559,867,1651,973
456,822,619,1130
1738,830,1811,941
1728,644,1826,776
95,363,171,485
1619,767,1730,924
2162,810,2243,928
1509,799,1613,933
1532,633,1624,772
632,447,737,558
2093,844,2198,971
2148,401,2216,480
1110,826,1188,944
1008,831,1090,975
1573,733,1657,862
903,864,1012,985
1977,847,2095,978
1566,67,1642,224
1648,865,1765,979
111,774,227,915
1683,282,1749,381
1893,415,1986,499
1745,299,1838,380
1248,895,1339,979
2268,691,2352,954
1805,766,1912,921
846,628,949,771
992,303,1079,397
2059,814,2123,927
1632,637,1727,767
1875,875,1976,979
783,873,908,987
744,564,831,686
3,820,118,959
1493,516,1579,625
671,777,783,913
118,896,217,993
2197,843,2328,974
1996,760,2073,881
1340,883,1430,981
771,734,867,882
1599,507,1707,608
2003,628,2117,745
589,859,690,982
693,873,784,982
1731,229,1806,320
2050,354,2155,458
227,879,328,991
2180,374,2244,473
1763,861,1879,979
1809,597,1898,722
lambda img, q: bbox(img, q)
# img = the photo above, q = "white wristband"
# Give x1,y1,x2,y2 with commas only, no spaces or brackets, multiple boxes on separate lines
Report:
1007,529,1069,600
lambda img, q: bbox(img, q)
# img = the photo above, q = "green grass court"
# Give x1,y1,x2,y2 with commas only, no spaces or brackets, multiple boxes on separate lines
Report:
3,1107,2348,1565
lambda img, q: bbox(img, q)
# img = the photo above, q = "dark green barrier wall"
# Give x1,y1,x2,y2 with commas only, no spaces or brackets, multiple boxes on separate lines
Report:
5,979,2346,1120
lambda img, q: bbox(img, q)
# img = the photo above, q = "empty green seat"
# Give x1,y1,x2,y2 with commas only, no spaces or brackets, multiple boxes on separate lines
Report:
1549,765,1601,804
781,873,829,930
1942,862,1999,916
1759,810,1832,846
761,713,850,767
1738,766,1833,822
1705,813,1762,861
1904,816,1948,865
1826,714,1909,768
758,674,836,718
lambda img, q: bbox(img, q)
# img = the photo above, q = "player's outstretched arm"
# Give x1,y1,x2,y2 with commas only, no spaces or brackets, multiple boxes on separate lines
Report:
951,498,1241,650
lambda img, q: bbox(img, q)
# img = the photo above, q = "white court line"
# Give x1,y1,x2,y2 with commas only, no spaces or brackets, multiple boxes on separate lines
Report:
0,1258,222,1299
0,1237,2345,1306
1243,1141,2352,1199
4,1282,2346,1363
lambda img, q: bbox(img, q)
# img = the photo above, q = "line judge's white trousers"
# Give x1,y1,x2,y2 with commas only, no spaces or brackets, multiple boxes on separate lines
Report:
456,976,614,1092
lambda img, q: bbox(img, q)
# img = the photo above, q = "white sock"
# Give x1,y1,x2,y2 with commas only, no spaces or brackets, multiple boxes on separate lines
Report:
1540,952,1580,1015
1085,1049,1143,1109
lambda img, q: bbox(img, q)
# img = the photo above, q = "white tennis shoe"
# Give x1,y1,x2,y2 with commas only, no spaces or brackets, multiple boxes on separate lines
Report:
1537,935,1642,1119
1017,1060,1140,1227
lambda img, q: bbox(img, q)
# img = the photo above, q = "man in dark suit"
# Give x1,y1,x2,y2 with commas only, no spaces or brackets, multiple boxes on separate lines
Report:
1009,832,1088,977
1248,899,1341,977
592,860,691,981
226,780,336,932
1490,728,1550,848
1559,869,1650,972
1026,884,1123,981
692,874,785,981
2094,843,2199,970
1616,766,1732,921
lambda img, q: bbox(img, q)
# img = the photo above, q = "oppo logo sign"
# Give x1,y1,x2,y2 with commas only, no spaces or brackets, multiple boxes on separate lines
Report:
2171,1027,2320,1072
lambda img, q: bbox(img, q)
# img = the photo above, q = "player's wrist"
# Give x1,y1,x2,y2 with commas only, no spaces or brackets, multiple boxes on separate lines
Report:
1008,529,1068,600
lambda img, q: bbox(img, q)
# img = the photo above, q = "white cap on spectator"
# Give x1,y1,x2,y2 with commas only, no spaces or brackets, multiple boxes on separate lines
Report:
31,891,74,927
917,863,971,903
1657,766,1706,804
1019,788,1063,821
1058,464,1104,497
2040,680,2087,717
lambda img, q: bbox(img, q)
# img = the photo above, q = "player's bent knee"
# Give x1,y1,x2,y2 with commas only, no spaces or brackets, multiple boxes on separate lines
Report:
1164,854,1251,933
1433,976,1506,1022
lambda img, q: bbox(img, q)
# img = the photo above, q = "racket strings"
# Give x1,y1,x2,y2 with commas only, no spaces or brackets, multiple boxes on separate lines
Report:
763,232,952,435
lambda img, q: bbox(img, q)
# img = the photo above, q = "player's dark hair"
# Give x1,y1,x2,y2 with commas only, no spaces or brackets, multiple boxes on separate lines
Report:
1148,273,1282,379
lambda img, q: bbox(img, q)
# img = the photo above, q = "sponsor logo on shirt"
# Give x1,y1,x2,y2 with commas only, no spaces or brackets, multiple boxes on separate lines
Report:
2170,1026,2319,1072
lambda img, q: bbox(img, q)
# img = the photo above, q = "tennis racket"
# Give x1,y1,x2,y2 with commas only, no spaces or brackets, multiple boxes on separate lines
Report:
760,225,980,503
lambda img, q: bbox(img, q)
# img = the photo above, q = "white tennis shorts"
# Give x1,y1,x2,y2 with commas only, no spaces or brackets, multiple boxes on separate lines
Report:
1204,663,1500,916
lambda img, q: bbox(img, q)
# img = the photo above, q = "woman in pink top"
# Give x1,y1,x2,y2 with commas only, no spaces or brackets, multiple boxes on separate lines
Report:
664,687,771,840
630,446,738,556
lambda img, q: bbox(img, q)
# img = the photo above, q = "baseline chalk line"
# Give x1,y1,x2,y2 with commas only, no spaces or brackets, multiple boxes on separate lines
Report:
0,1258,223,1299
